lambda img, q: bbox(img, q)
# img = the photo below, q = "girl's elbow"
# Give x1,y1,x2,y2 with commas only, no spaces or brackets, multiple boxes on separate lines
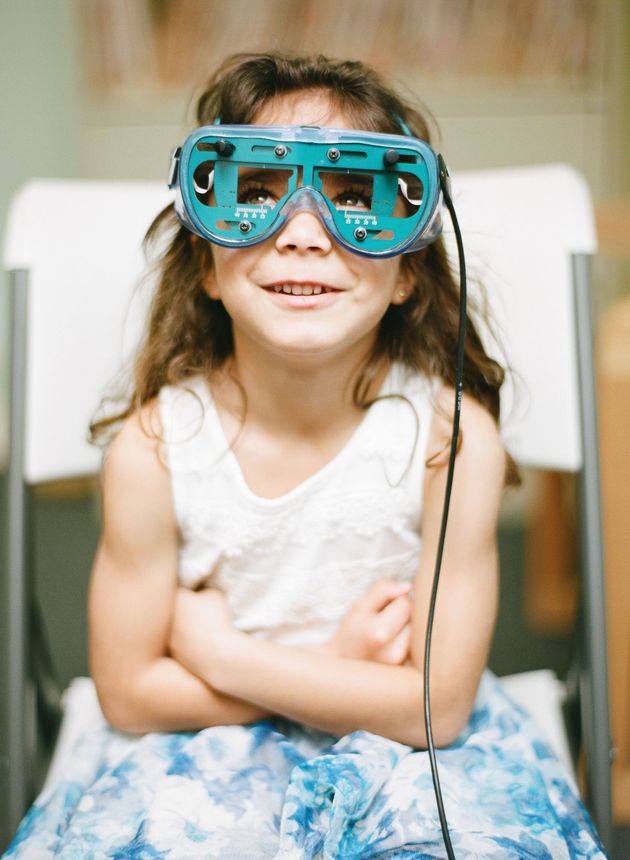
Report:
94,681,147,734
430,707,469,748
402,686,474,749
401,716,463,750
96,688,125,730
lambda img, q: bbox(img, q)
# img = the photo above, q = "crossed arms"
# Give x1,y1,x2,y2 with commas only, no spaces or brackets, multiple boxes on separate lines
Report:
89,389,504,748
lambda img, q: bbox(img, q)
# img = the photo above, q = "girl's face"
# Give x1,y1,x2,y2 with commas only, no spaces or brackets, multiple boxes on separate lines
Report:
203,90,413,367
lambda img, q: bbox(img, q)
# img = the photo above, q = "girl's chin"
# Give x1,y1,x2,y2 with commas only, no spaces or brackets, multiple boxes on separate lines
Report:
233,318,379,365
268,341,351,362
268,336,380,371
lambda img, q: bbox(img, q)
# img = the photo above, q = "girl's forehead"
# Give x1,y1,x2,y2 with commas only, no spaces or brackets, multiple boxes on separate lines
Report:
251,89,356,130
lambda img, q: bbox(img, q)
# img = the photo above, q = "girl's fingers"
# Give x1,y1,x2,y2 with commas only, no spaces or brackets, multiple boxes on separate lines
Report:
357,579,412,614
378,624,412,665
372,594,412,644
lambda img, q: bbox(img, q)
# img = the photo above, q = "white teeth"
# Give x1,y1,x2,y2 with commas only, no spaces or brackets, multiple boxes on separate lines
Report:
270,284,331,295
273,284,331,296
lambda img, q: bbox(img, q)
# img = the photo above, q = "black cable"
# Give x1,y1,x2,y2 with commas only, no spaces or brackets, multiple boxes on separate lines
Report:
423,155,467,860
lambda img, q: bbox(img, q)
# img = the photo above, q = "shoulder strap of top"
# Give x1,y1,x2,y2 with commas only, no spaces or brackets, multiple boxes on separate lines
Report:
159,375,226,474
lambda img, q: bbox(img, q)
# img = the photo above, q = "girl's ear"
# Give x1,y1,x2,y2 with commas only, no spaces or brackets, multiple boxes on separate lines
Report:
192,234,220,299
203,267,221,300
390,259,415,306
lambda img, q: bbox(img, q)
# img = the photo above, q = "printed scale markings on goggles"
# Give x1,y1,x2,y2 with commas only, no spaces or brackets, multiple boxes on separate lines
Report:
169,125,444,258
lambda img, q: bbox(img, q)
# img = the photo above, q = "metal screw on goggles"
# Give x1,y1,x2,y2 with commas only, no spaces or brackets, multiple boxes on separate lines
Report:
168,125,444,258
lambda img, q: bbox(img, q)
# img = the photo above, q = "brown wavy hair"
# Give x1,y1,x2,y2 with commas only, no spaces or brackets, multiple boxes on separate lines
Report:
90,51,518,485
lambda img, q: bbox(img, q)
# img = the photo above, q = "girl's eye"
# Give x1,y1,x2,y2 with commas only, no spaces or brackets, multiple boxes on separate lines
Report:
238,185,276,206
334,189,372,211
236,169,292,207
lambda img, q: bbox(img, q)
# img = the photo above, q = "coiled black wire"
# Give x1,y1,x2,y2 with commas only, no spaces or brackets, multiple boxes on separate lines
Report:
423,155,467,860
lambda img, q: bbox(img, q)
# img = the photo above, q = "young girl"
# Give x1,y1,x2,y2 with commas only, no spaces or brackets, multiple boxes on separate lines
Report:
5,52,605,859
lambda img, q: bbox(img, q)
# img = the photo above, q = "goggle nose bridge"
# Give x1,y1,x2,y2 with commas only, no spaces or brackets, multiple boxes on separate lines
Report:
280,185,329,219
263,186,336,242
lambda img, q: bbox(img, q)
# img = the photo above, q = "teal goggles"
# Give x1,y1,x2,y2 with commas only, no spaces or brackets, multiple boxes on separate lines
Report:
168,125,444,258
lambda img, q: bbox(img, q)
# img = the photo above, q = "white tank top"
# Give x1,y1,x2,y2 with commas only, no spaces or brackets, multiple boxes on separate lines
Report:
159,364,437,646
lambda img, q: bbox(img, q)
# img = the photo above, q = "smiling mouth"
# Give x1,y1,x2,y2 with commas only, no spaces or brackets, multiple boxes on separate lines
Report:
265,284,339,296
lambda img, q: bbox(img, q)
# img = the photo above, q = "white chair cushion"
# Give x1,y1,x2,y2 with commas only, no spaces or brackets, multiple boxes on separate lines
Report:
500,669,576,787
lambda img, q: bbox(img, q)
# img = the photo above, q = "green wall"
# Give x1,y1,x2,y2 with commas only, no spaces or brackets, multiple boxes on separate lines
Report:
0,0,83,454
0,0,83,847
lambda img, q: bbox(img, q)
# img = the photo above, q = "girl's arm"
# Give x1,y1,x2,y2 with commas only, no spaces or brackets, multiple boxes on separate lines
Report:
90,406,411,733
89,405,269,733
170,390,505,747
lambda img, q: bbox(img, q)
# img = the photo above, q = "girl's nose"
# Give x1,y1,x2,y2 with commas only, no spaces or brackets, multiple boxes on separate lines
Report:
274,210,333,255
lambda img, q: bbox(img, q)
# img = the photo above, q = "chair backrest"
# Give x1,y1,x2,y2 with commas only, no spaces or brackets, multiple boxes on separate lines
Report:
2,167,597,484
3,179,172,483
447,164,597,473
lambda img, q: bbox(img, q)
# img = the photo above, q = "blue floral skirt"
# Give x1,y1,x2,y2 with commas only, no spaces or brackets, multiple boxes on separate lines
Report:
4,673,606,859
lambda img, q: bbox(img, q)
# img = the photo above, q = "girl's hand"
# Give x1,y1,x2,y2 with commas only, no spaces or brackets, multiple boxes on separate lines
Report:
169,587,238,679
323,580,413,665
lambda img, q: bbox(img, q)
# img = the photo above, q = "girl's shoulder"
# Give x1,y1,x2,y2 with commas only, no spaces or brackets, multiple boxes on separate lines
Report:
100,399,175,539
426,385,506,484
103,399,164,481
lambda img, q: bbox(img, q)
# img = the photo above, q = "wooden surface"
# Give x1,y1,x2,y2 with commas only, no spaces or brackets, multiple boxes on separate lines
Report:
598,297,630,823
524,471,578,634
595,201,630,260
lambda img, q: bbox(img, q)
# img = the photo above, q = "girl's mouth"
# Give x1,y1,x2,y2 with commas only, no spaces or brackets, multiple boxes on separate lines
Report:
267,284,338,296
262,282,342,308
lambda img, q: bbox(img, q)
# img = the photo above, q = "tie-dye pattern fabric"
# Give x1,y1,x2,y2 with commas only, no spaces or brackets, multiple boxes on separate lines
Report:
4,673,606,859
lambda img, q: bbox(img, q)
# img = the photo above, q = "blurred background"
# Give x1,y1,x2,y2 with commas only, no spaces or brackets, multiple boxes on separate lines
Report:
1,0,629,854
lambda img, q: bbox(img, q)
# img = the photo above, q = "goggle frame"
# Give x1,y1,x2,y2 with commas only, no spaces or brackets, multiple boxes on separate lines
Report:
169,124,443,258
